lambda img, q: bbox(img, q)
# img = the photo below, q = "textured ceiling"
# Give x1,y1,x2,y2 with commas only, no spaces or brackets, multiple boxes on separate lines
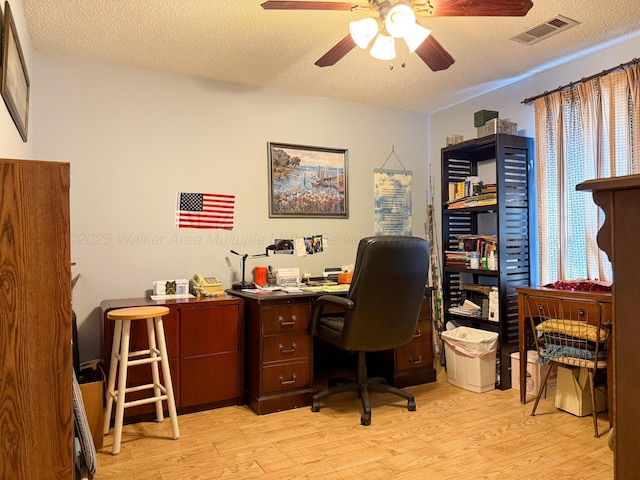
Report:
22,0,640,114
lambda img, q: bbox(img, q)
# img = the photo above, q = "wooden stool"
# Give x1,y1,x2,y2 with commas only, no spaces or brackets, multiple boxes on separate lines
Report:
103,306,180,454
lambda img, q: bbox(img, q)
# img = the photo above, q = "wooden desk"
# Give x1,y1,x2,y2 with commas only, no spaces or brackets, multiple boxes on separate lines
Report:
101,295,244,423
516,286,612,404
229,287,436,415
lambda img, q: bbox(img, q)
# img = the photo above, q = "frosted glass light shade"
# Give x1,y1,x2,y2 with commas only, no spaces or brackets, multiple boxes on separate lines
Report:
369,33,396,61
349,18,379,49
404,22,431,52
385,3,416,38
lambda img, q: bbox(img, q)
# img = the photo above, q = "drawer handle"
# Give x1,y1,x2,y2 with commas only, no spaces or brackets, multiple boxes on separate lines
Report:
413,329,422,338
578,308,585,316
279,342,297,354
409,355,422,365
279,315,297,326
279,373,297,385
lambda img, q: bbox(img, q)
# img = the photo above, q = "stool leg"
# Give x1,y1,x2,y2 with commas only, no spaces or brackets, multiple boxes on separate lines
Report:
146,317,164,423
155,316,180,440
103,319,123,436
112,319,132,455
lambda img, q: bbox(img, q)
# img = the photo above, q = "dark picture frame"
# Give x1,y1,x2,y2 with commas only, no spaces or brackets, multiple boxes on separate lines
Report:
1,1,30,142
268,142,349,218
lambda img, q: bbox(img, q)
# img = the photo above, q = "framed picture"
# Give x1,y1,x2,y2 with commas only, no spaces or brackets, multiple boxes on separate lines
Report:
1,1,30,142
268,142,348,218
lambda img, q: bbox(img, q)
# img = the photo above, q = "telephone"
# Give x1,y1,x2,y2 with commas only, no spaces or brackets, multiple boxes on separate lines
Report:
191,274,224,297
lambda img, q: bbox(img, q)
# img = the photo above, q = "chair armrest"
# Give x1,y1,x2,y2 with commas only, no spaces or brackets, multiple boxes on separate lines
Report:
309,295,355,336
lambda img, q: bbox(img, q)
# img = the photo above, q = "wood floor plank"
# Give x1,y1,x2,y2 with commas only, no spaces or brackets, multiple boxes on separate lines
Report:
93,359,613,479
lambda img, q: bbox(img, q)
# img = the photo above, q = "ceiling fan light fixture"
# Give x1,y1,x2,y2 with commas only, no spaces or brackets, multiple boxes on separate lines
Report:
349,17,379,49
384,3,416,38
369,33,396,61
403,22,431,53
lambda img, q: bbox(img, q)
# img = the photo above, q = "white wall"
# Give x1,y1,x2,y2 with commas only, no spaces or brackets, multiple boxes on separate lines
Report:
5,0,640,363
29,52,430,361
0,0,32,159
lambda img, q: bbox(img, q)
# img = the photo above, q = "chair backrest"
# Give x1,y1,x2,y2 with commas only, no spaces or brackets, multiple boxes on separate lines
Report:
525,294,610,367
340,236,430,352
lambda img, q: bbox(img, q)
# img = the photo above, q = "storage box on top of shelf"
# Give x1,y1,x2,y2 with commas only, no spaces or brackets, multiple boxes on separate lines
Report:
477,118,518,137
510,351,557,398
442,326,498,393
474,110,499,127
554,365,607,417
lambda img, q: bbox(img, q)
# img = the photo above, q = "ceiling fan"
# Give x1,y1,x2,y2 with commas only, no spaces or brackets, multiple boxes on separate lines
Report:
260,0,534,71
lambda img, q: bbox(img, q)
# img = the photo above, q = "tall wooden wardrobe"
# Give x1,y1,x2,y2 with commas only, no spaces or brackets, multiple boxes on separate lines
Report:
0,159,73,478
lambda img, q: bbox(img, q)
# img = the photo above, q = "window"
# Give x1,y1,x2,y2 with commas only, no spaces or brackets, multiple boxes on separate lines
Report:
533,64,640,284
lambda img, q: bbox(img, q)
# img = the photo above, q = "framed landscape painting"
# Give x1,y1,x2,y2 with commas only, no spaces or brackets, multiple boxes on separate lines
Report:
268,142,348,218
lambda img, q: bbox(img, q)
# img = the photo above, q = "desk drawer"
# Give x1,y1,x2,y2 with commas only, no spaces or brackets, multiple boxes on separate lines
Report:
396,344,433,371
409,320,430,345
262,304,310,334
263,333,311,363
263,361,311,393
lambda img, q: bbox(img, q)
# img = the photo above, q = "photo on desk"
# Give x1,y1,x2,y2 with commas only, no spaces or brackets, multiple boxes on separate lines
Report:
268,142,348,218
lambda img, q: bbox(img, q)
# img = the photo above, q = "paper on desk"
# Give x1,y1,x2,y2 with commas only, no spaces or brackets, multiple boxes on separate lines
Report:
149,293,195,301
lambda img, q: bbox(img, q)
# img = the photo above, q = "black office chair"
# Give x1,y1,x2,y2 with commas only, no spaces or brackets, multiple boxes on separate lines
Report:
309,236,430,426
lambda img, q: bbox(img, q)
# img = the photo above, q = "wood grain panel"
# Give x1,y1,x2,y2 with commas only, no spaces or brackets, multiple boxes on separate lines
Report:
180,305,239,357
180,354,239,407
0,159,72,479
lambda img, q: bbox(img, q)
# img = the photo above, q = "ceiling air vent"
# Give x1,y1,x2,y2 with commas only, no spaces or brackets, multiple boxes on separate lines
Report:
510,15,579,45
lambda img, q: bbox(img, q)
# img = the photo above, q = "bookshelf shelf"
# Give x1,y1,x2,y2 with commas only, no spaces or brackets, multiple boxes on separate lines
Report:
441,133,535,389
443,266,499,275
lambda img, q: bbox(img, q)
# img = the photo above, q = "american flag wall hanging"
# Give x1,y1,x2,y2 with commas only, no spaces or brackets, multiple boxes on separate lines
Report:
176,192,235,230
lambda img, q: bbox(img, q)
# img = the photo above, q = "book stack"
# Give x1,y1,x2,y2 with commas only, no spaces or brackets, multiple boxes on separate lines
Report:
448,299,482,317
448,176,482,201
446,192,497,209
445,234,498,269
445,250,470,266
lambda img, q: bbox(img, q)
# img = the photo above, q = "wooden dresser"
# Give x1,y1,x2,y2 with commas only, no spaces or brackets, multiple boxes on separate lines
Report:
230,287,436,415
369,287,436,387
101,295,244,422
577,174,640,478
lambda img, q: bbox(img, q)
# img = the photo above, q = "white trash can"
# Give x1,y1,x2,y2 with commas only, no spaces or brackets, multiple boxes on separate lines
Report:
442,326,499,393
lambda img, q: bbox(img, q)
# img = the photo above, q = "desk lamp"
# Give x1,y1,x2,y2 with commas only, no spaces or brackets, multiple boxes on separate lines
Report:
230,245,275,290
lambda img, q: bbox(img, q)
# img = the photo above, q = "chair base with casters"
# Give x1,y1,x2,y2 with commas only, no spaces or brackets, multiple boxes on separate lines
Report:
525,295,610,438
311,351,416,426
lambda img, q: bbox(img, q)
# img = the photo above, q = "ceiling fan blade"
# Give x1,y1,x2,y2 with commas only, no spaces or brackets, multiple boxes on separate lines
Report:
261,1,368,11
414,35,455,71
315,34,357,67
421,0,533,17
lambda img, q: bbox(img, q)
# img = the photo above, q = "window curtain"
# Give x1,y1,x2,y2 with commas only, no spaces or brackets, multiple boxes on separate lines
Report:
534,64,640,285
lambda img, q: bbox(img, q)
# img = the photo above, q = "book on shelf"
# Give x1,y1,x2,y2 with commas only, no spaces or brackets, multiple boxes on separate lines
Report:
448,177,482,202
445,192,497,209
445,235,498,267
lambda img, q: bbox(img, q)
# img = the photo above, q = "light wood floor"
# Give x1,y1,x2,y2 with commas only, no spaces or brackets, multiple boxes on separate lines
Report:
94,359,613,479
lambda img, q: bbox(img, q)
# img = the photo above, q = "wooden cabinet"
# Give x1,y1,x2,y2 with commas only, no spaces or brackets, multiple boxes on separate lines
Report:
101,295,244,422
441,134,535,389
0,159,73,479
180,305,240,408
577,174,640,478
231,289,436,415
244,297,314,415
369,288,436,387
